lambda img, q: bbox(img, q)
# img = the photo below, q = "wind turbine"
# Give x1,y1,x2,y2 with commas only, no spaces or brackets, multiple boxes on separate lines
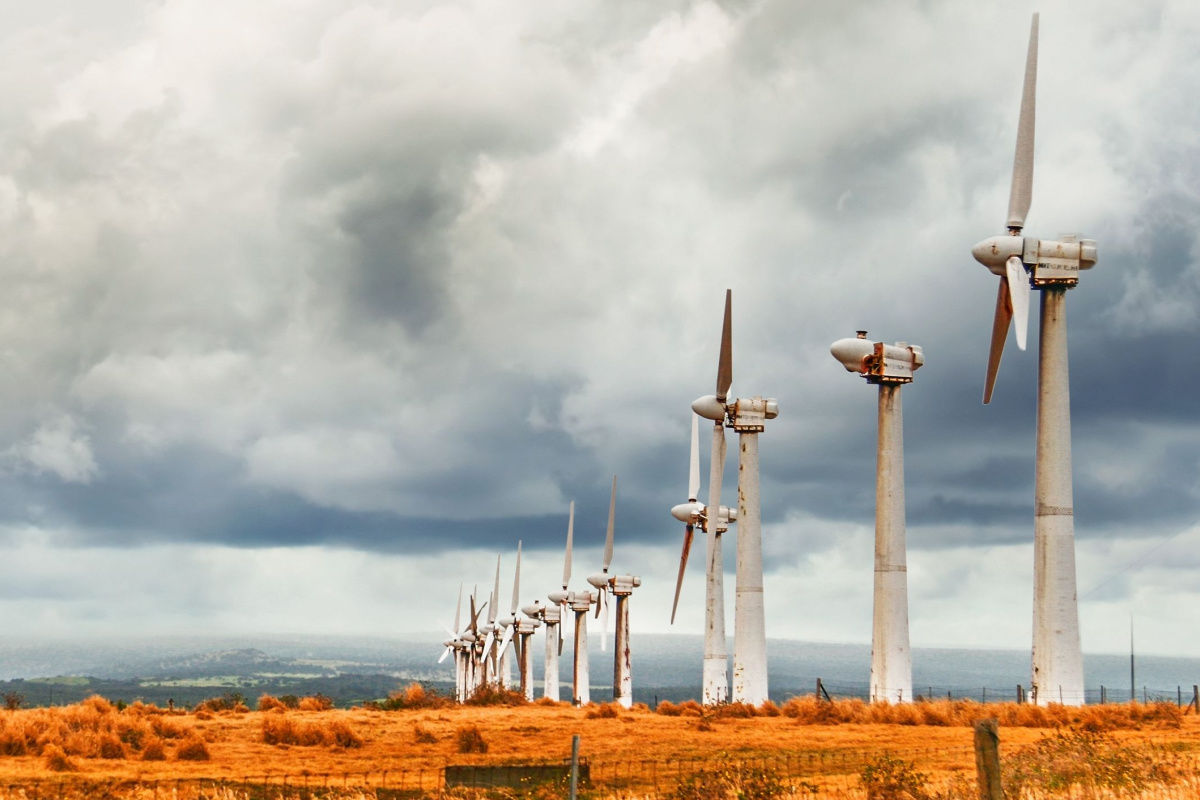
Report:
506,542,542,701
588,476,642,708
524,502,573,702
970,13,1096,706
669,414,736,706
478,556,502,687
459,589,486,701
495,545,523,691
549,497,596,706
692,290,779,705
831,331,925,703
438,583,468,702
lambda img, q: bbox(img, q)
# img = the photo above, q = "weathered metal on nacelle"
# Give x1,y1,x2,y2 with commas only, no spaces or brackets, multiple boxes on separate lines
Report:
972,234,1098,285
611,574,641,595
729,396,779,432
671,500,737,532
831,334,924,385
567,589,595,612
514,618,540,634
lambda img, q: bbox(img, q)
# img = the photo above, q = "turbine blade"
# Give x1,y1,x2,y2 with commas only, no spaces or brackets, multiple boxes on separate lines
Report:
453,583,462,633
513,628,523,664
603,475,616,571
558,619,564,656
562,501,574,588
1007,13,1039,231
984,275,1014,404
688,414,700,502
1006,256,1031,351
716,289,733,401
498,626,514,659
601,593,609,652
439,646,451,664
440,622,456,638
483,630,495,660
670,523,695,625
489,555,501,624
510,541,522,615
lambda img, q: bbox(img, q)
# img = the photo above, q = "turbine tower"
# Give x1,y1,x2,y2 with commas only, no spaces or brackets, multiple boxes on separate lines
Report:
588,476,642,708
531,502,573,702
692,290,779,705
510,542,542,701
549,502,596,707
831,331,925,703
670,413,736,707
970,13,1097,706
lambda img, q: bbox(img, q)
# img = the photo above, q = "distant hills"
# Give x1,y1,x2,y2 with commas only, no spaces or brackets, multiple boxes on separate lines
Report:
1,634,1197,708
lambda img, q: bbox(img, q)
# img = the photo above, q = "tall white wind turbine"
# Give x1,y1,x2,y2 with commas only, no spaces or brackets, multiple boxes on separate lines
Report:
438,583,468,702
970,13,1097,706
588,476,642,708
495,545,523,691
527,502,573,702
831,332,925,703
692,290,779,705
551,499,596,707
508,543,542,701
669,414,736,707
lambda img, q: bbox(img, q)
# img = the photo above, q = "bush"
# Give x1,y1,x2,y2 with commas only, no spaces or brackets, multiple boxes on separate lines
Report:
298,694,334,711
261,715,362,748
465,685,526,707
712,702,758,719
175,735,211,761
673,765,789,800
1004,729,1185,796
327,720,363,749
414,724,438,744
860,755,931,800
456,725,488,754
585,703,620,719
3,692,24,711
257,695,288,712
97,732,126,760
381,682,454,711
43,743,77,772
141,737,166,761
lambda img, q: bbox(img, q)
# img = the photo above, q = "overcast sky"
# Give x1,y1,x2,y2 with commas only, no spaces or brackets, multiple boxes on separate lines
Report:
1,0,1198,663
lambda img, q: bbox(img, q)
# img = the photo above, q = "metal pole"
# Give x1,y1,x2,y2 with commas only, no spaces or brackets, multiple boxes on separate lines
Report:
1031,288,1085,706
702,420,729,706
869,383,912,704
569,735,581,800
733,430,768,705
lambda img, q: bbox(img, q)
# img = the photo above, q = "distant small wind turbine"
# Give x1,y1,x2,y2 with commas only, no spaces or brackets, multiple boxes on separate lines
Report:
970,13,1096,706
692,290,779,705
831,330,925,703
506,543,541,700
588,476,642,708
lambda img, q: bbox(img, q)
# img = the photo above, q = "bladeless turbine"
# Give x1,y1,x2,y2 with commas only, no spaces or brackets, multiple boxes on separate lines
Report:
588,476,642,708
549,499,597,706
669,413,736,706
970,13,1096,706
831,331,925,703
692,290,779,705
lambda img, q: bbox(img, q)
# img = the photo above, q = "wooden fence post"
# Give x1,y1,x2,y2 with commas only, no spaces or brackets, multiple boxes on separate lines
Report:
974,719,1003,800
569,734,580,800
1192,685,1199,714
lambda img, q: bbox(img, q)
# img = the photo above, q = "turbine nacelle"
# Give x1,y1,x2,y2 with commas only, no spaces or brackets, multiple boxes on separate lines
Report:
586,572,611,591
670,501,736,532
610,574,641,595
547,590,569,605
972,234,1097,286
521,602,543,619
514,618,540,634
691,394,780,432
567,590,595,611
831,333,924,385
497,615,516,628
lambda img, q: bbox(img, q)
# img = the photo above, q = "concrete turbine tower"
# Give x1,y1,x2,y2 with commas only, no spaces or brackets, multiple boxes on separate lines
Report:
508,544,542,701
669,413,736,707
971,13,1097,706
588,476,642,708
693,290,779,705
495,544,524,692
525,503,572,702
831,331,925,703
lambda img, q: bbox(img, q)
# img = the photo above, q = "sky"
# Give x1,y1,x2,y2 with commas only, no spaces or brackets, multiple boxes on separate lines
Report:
1,0,1199,661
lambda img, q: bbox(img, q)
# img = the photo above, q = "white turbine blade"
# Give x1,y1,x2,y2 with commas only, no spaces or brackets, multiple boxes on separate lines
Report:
440,621,456,638
707,420,726,530
562,501,574,588
670,524,694,625
984,276,1014,405
557,619,564,656
1006,256,1031,351
601,593,609,652
510,541,522,615
488,555,501,624
602,475,616,571
482,629,495,660
688,414,700,502
497,625,515,659
438,646,452,664
1007,13,1039,231
513,628,523,664
453,583,462,633
716,289,733,401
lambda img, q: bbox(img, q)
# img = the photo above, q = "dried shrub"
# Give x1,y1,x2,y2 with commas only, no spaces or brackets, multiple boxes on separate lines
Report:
260,715,361,748
585,703,620,719
151,716,186,739
656,701,682,717
42,743,77,772
327,720,363,749
677,700,704,717
175,735,211,761
97,732,126,760
1004,729,1185,797
141,737,166,761
465,685,526,707
859,754,931,800
298,694,334,711
758,701,781,717
534,697,565,707
673,765,788,800
257,695,288,712
3,692,24,711
711,702,758,719
456,725,488,754
82,695,115,715
413,725,438,744
382,682,454,711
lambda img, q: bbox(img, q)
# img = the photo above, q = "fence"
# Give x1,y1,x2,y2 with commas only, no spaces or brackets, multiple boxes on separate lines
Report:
810,679,1200,708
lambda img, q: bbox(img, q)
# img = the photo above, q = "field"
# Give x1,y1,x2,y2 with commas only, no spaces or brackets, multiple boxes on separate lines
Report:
2,692,1200,798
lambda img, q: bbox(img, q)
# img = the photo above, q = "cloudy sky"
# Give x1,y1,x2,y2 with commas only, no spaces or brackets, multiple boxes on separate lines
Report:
1,0,1198,662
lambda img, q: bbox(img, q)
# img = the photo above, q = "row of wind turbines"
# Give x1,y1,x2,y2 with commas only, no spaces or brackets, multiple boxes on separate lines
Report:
440,14,1098,708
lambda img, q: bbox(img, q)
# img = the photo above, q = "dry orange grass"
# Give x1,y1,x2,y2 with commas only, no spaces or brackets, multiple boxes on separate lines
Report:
0,696,1195,785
